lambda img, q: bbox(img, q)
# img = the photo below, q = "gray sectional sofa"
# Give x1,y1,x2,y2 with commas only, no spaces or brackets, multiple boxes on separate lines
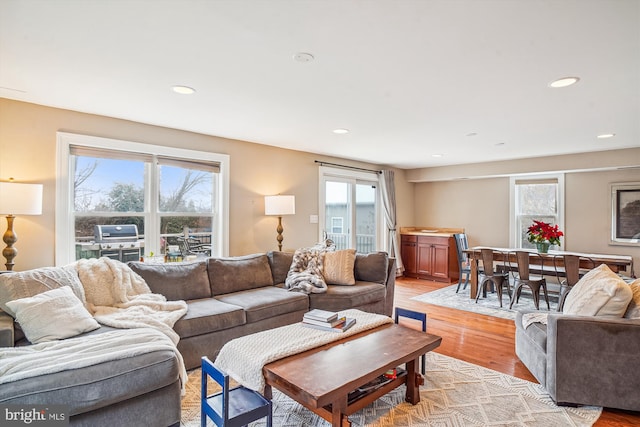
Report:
0,250,395,427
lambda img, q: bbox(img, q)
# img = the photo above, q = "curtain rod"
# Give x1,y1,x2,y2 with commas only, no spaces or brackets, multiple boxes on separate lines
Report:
314,160,382,174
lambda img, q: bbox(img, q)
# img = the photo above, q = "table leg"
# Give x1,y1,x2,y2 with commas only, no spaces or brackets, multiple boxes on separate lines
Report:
470,257,479,299
405,359,420,404
263,384,273,400
331,395,350,427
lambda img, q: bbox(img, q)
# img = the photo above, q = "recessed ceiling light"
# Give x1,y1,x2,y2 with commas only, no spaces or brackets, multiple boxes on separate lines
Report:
172,85,196,95
597,133,616,139
548,77,580,88
333,128,349,134
466,132,477,137
494,142,505,146
293,52,314,63
432,154,443,158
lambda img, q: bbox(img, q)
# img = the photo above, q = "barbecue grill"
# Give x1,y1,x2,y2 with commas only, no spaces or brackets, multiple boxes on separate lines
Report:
92,224,143,262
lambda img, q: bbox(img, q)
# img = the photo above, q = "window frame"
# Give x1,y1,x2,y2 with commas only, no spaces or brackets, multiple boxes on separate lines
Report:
55,132,230,265
509,173,565,249
318,166,382,251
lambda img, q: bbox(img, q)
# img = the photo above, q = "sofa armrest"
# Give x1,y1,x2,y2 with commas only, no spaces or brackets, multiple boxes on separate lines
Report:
547,314,640,410
0,310,15,347
384,257,396,317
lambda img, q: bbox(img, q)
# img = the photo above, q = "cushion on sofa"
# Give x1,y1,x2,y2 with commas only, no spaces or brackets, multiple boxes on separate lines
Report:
208,254,274,295
324,249,356,285
267,250,294,285
563,264,633,317
0,265,87,317
6,286,100,343
624,279,640,319
173,298,246,339
354,252,389,284
309,282,386,312
127,260,211,301
216,287,308,323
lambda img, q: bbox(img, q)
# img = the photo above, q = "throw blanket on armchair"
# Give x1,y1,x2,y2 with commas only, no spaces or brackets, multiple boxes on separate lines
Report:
284,247,328,294
75,257,187,345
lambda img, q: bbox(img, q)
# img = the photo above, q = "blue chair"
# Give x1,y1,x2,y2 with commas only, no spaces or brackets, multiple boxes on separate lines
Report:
201,356,272,427
394,307,427,375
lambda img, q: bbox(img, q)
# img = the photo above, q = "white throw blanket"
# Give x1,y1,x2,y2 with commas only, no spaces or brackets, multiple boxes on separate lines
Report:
0,328,188,394
75,257,188,345
214,309,393,393
522,312,549,329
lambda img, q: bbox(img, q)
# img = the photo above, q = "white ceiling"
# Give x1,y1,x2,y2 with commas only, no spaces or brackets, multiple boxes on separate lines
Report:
1,0,638,169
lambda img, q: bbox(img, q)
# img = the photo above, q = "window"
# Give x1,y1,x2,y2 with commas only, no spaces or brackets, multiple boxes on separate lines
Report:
319,166,381,253
56,133,229,265
330,217,343,234
510,174,564,249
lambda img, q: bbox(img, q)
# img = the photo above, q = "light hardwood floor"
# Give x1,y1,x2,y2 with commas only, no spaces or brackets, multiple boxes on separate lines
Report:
394,276,640,427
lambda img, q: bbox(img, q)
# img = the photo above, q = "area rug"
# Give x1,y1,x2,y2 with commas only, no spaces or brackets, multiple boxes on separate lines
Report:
411,284,558,320
180,352,601,427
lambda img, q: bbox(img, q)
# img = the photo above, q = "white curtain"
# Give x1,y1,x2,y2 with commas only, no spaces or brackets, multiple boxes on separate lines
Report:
379,170,404,275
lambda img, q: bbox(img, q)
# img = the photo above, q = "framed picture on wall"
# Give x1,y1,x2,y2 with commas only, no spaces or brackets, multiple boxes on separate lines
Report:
611,182,640,245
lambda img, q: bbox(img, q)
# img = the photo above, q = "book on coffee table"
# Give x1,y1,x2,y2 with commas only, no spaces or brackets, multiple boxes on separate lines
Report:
302,316,346,328
303,309,339,323
302,317,356,333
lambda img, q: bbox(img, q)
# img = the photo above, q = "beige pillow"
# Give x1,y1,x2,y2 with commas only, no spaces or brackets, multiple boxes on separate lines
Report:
624,279,640,319
6,286,100,344
0,265,87,317
323,249,356,285
563,264,633,317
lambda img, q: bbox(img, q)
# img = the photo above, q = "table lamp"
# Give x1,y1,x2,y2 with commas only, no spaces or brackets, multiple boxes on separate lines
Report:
0,181,44,270
264,195,295,251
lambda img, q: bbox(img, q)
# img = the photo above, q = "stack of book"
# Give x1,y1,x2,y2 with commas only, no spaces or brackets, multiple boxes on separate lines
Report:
302,309,356,333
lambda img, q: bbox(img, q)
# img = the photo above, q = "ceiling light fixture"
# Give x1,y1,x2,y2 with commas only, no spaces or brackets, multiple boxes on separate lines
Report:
432,154,443,158
293,52,314,63
597,133,616,139
548,77,580,88
172,85,196,95
333,128,349,134
466,132,477,137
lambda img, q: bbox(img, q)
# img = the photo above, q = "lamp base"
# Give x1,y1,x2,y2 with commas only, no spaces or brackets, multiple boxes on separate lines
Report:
276,216,284,251
2,215,17,271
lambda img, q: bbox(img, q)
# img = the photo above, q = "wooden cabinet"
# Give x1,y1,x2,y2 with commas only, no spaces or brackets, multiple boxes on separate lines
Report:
401,234,459,283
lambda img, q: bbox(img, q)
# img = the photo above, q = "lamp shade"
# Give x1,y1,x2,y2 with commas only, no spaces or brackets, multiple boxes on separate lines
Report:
265,195,295,216
0,182,44,215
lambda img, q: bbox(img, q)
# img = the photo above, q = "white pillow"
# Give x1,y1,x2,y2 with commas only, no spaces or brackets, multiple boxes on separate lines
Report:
323,249,356,285
562,264,633,317
6,286,100,344
624,279,640,319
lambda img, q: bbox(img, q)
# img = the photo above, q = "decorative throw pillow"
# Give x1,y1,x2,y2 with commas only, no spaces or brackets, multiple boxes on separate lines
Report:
624,279,640,319
562,264,633,317
0,265,87,317
323,249,357,285
6,286,100,343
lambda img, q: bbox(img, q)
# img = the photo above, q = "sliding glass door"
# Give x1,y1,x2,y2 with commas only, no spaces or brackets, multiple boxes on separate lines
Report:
320,168,379,252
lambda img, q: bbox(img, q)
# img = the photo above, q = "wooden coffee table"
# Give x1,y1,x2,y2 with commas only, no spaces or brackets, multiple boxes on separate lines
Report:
262,323,442,427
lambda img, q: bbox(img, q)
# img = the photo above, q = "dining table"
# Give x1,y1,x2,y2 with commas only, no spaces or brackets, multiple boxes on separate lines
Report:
463,247,635,300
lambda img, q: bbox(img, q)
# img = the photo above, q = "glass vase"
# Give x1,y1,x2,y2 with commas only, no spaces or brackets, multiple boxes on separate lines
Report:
535,242,550,253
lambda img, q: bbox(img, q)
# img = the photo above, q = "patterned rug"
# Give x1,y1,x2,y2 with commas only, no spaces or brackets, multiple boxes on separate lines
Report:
180,352,601,427
411,284,558,320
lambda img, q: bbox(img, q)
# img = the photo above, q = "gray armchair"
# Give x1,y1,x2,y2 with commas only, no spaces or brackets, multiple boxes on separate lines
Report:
515,310,640,411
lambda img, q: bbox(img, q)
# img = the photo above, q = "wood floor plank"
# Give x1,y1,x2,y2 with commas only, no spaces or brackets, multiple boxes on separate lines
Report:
393,276,640,427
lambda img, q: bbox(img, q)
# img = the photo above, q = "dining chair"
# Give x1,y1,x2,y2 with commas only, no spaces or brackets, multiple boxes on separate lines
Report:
178,236,212,257
394,307,427,374
553,254,595,311
509,251,550,310
201,356,272,427
453,233,472,293
475,248,511,307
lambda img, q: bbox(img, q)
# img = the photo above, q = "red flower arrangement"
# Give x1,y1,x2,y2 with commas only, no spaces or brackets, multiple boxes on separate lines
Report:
527,220,563,245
